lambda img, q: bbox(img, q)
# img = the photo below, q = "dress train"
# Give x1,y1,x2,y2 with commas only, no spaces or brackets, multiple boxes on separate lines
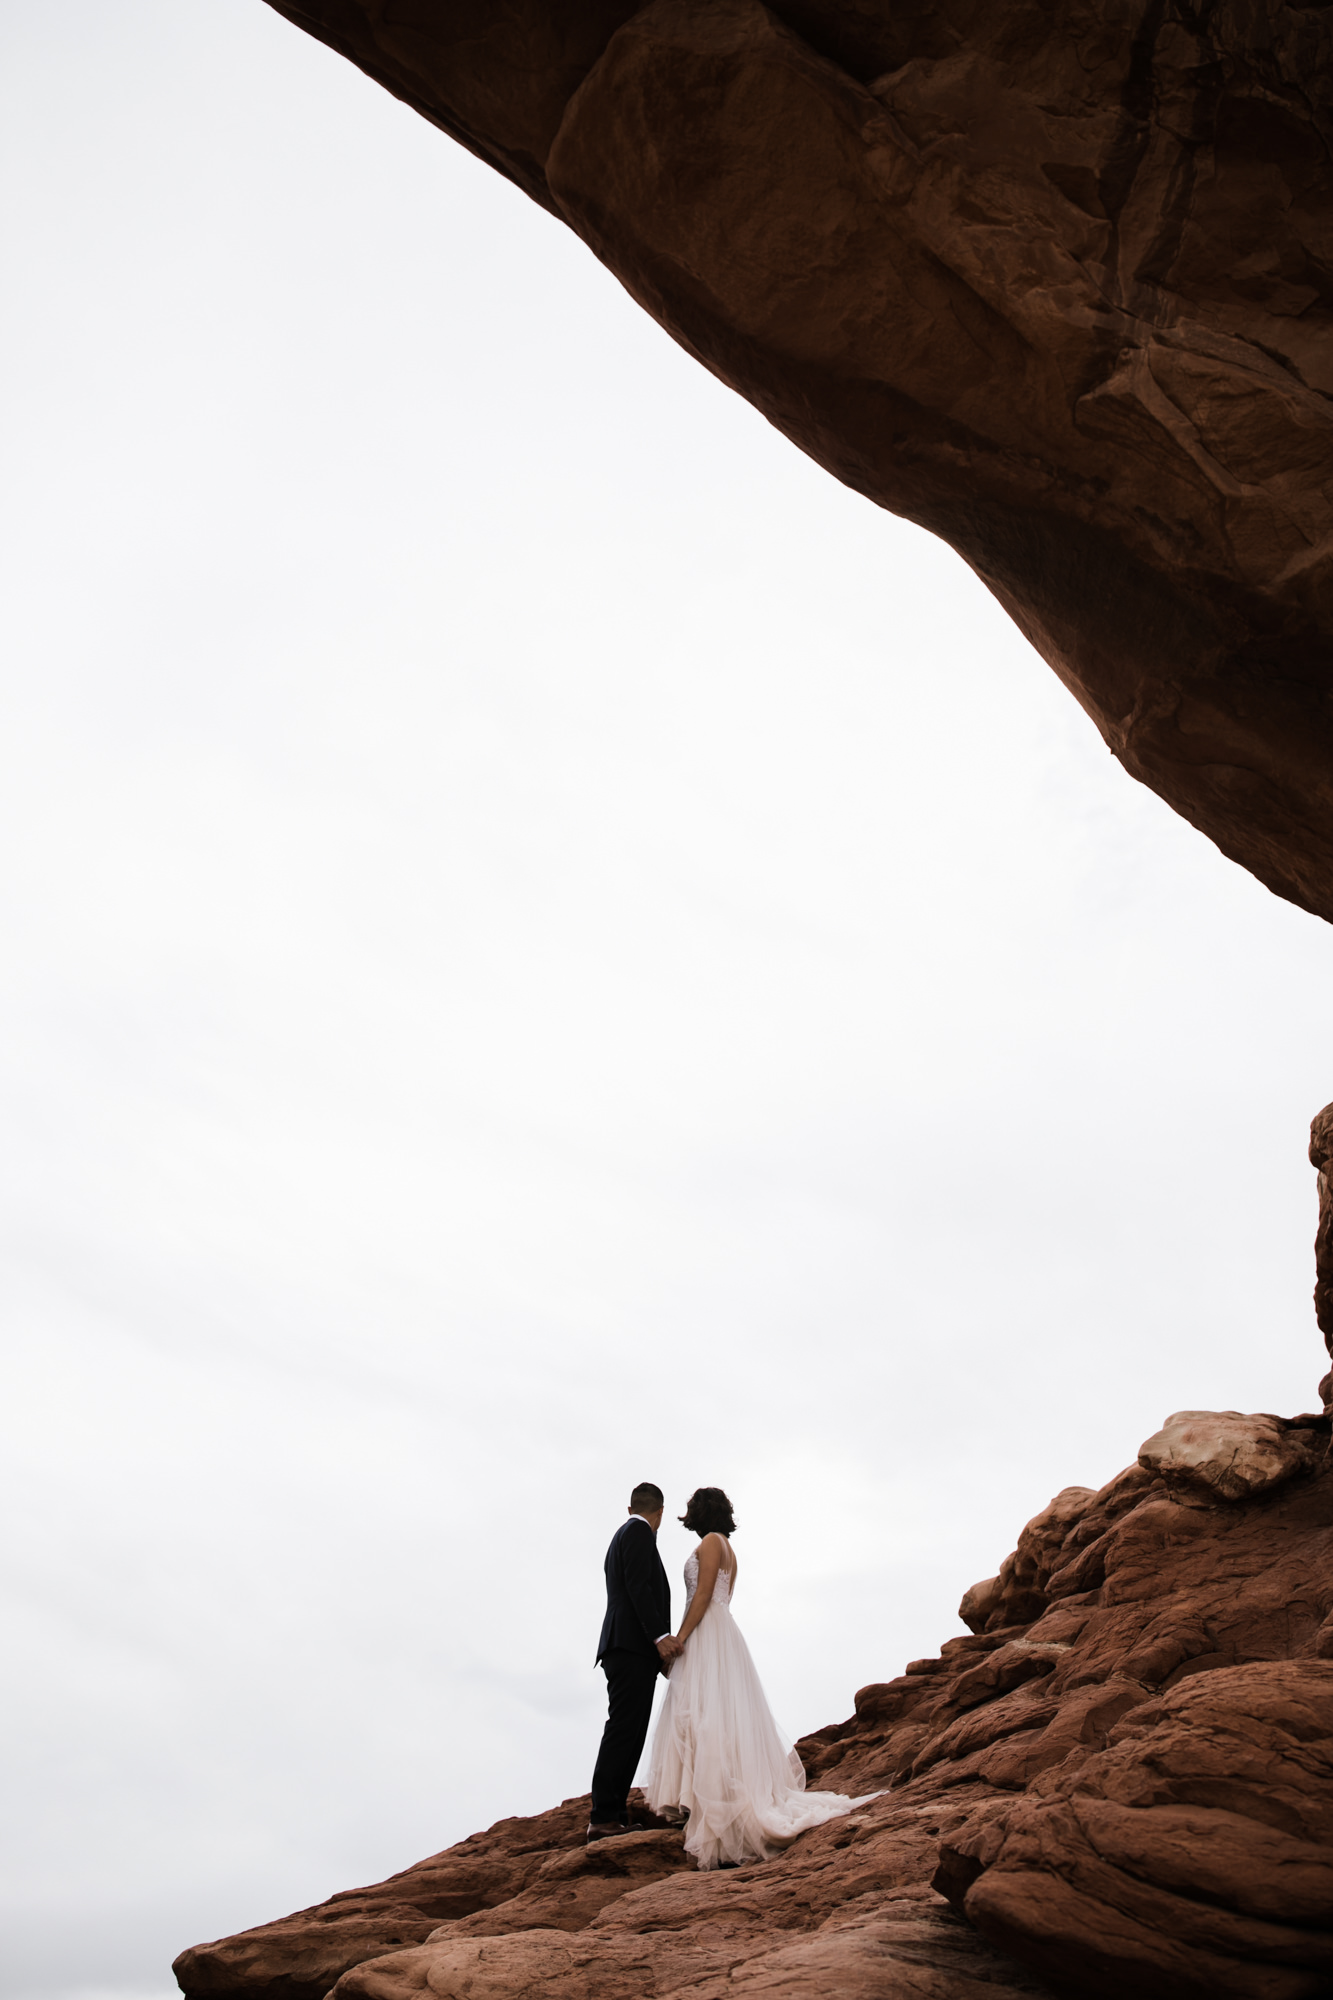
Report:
644,1545,877,1870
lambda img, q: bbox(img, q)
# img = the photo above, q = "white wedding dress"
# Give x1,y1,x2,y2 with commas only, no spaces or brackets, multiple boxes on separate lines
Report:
644,1540,876,1870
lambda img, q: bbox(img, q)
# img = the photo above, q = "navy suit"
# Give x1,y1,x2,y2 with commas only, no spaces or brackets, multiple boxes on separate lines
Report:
590,1517,672,1822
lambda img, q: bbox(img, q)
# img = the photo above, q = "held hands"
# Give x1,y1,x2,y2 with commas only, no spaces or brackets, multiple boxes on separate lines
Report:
657,1635,684,1665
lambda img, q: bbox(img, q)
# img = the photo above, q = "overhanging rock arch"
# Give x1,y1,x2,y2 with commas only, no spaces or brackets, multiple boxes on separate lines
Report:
264,0,1333,918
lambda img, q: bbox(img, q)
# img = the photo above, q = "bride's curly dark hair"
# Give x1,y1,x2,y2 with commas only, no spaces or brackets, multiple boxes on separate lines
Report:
679,1486,736,1537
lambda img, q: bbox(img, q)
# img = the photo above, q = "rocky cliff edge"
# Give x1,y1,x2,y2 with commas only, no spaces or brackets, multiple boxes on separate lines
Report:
174,1404,1333,2000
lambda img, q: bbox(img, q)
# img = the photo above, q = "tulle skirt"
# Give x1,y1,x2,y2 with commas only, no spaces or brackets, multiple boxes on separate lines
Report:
644,1600,875,1869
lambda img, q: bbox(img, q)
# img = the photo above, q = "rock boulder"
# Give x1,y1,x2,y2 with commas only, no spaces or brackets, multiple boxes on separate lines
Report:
1137,1409,1317,1502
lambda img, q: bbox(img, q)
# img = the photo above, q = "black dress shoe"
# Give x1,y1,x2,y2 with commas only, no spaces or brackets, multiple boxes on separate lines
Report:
586,1819,631,1842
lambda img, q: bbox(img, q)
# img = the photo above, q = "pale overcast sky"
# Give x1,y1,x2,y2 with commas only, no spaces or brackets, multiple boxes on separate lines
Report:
3,6,1332,2000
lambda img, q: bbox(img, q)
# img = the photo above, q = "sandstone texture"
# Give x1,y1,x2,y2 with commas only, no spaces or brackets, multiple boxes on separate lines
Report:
264,0,1333,917
1136,1407,1314,1501
176,1406,1333,2000
1310,1100,1333,1401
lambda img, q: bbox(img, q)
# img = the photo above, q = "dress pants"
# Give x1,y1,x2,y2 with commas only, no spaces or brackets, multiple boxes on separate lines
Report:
590,1648,660,1822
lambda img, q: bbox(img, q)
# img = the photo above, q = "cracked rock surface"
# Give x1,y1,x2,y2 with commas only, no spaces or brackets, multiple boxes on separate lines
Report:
263,0,1333,917
175,1407,1333,2000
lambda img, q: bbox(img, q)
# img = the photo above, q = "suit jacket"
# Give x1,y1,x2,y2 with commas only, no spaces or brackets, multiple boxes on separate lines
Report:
596,1516,671,1668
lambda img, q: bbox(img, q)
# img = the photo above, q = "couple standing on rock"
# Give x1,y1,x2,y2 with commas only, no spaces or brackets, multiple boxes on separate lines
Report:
589,1480,875,1869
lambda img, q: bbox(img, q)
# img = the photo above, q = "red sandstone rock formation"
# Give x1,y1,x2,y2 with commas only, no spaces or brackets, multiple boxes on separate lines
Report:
174,1404,1333,2000
1309,1102,1333,1417
263,0,1333,918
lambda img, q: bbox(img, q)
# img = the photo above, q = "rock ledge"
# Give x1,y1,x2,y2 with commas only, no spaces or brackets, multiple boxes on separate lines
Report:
176,1408,1333,2000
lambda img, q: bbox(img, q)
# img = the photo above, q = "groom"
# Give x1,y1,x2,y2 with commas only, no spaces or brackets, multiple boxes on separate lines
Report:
588,1482,682,1841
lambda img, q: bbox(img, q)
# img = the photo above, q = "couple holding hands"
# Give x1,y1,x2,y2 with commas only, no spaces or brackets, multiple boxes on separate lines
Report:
589,1481,871,1871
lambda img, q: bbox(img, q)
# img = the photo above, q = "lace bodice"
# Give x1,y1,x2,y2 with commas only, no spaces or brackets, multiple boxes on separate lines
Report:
683,1541,734,1612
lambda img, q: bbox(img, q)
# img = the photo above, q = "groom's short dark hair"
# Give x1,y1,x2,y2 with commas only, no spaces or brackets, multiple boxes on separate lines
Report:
630,1482,664,1512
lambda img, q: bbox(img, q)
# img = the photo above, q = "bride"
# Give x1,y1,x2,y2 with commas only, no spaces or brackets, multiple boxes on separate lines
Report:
644,1486,877,1870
